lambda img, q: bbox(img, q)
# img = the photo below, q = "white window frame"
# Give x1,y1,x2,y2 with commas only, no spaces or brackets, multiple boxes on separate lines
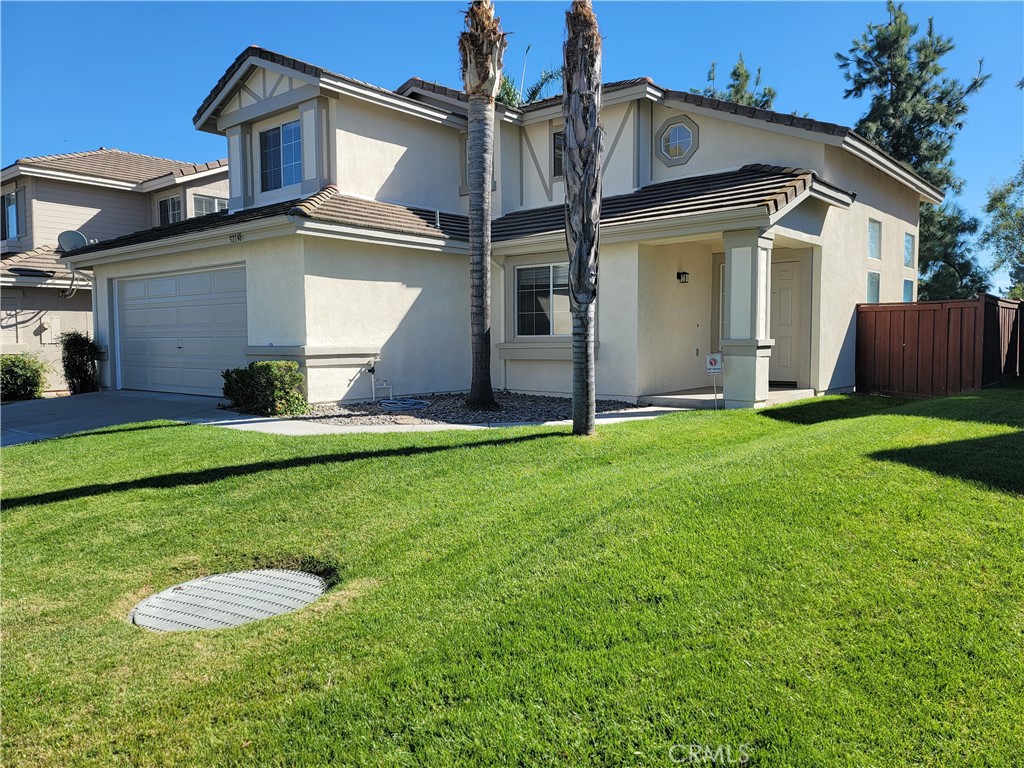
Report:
552,130,565,180
194,195,228,217
866,270,881,303
158,194,182,226
868,219,882,260
259,119,302,193
515,263,571,338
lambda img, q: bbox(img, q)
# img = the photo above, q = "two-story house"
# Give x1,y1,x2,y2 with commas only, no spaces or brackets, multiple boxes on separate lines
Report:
65,47,940,407
1,149,229,391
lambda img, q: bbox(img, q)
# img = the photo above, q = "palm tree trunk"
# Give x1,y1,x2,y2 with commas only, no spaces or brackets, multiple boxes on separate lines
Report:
460,0,506,409
467,94,497,407
562,0,603,435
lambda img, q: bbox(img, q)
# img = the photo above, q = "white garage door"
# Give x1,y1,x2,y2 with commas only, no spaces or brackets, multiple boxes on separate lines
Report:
117,267,248,396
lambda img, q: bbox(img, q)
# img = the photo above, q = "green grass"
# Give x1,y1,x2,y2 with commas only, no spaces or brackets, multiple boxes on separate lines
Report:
2,387,1022,767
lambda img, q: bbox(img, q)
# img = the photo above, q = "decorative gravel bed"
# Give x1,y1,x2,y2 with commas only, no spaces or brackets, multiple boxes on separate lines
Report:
300,392,638,426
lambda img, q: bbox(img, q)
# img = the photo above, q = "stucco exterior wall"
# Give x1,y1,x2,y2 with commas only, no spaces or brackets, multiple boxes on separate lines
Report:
497,241,640,401
334,96,463,213
1,285,93,391
649,106,827,183
301,237,471,402
811,146,922,392
637,242,715,394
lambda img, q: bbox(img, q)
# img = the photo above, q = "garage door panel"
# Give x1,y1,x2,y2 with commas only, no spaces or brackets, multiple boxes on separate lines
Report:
181,304,215,325
146,277,177,298
214,269,246,293
117,267,247,396
214,303,246,325
148,307,179,326
178,273,214,296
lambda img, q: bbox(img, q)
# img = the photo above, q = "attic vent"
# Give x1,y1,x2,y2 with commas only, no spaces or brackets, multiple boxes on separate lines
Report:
130,569,326,632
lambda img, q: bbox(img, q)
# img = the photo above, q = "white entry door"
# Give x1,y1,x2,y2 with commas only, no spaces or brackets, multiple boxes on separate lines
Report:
116,267,248,396
769,260,802,384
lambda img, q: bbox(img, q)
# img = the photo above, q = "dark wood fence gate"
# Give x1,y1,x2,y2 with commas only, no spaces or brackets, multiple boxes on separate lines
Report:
856,294,1022,397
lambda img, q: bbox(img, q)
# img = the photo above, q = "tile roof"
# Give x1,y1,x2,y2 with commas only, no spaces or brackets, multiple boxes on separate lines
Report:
291,186,469,241
194,46,429,128
4,149,217,185
1,245,81,287
65,165,843,260
491,165,839,241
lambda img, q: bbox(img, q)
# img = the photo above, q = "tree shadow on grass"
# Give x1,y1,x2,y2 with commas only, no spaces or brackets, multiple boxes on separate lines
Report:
1,431,564,511
870,430,1024,496
759,394,912,426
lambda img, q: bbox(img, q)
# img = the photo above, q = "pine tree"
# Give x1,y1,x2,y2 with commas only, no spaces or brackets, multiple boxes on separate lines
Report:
837,1,990,299
979,159,1024,298
694,54,776,109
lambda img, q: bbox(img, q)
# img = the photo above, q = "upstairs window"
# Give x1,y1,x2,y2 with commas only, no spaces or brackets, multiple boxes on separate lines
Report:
656,115,699,166
260,120,302,192
868,219,882,260
2,191,18,240
194,195,228,217
904,233,915,268
517,264,570,336
553,131,565,178
159,195,182,226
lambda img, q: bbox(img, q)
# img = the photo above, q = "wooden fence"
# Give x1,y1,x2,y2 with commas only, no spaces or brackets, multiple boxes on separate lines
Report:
856,293,1022,397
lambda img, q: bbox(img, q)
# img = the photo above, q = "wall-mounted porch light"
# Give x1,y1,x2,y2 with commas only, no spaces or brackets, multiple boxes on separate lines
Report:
676,271,689,284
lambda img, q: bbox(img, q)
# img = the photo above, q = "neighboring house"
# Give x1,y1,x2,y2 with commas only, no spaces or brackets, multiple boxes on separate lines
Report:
65,47,940,407
1,149,228,391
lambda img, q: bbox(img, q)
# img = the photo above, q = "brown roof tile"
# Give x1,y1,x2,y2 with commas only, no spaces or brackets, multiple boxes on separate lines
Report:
4,149,213,185
294,189,469,241
492,164,838,241
1,245,80,286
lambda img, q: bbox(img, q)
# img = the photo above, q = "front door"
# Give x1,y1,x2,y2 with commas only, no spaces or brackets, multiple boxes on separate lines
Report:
769,260,802,384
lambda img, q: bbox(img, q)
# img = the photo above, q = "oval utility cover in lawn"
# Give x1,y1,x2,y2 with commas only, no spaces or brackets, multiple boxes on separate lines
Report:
131,569,327,632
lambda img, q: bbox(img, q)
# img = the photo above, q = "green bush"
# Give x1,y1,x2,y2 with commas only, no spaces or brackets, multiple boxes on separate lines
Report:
222,360,308,416
59,330,101,394
0,353,50,401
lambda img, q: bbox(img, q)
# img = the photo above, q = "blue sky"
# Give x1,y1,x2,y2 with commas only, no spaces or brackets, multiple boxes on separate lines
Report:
2,1,1021,289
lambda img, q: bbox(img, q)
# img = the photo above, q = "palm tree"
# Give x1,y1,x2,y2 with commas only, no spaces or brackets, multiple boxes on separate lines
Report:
562,0,602,435
459,0,507,408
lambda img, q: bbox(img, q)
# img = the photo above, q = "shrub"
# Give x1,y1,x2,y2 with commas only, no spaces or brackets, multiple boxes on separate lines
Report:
0,353,49,401
58,330,101,394
222,360,308,416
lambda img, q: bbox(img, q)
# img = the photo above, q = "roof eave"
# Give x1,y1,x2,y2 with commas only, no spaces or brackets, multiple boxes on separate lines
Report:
842,134,944,204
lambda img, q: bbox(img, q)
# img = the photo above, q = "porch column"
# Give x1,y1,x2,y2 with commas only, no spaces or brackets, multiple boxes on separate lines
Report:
721,228,774,408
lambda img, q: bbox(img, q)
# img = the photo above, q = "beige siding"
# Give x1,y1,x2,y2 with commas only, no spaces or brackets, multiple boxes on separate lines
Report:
31,179,149,247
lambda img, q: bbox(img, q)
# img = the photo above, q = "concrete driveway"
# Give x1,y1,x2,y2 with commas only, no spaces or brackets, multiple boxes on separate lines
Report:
1,390,234,447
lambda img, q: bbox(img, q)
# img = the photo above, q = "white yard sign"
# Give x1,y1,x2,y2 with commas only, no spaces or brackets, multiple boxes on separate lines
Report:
706,353,723,376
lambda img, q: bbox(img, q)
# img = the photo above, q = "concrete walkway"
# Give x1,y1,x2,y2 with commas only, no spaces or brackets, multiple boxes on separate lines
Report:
1,390,682,447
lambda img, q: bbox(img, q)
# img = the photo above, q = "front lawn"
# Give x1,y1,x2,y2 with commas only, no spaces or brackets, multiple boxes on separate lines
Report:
2,388,1022,766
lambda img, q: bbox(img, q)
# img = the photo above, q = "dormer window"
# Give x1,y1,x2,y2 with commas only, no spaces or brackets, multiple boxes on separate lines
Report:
260,119,302,192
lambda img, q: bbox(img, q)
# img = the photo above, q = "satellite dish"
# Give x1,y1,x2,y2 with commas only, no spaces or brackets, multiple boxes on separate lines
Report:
58,230,88,252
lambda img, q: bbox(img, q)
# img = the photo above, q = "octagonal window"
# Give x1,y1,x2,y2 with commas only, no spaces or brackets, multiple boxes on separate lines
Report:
656,116,699,166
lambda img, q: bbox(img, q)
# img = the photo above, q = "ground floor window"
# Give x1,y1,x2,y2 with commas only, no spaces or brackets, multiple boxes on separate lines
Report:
516,264,570,336
903,279,914,303
866,270,881,303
